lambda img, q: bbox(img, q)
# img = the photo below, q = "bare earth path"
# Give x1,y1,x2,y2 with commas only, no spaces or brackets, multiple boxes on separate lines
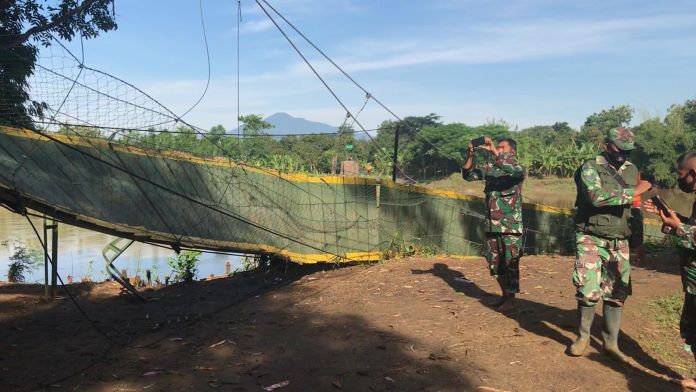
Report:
0,253,692,391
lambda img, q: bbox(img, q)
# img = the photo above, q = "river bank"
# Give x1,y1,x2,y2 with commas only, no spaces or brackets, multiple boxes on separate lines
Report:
0,208,242,283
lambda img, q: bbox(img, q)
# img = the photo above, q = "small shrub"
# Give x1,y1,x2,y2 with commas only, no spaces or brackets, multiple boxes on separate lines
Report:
383,232,438,260
2,240,42,283
167,250,201,283
81,260,94,282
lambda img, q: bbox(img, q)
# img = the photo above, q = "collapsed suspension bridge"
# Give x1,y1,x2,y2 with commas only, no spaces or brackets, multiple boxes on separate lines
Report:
0,2,664,282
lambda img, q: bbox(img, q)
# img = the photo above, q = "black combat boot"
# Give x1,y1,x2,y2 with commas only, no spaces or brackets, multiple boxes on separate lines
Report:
602,302,630,362
569,304,595,356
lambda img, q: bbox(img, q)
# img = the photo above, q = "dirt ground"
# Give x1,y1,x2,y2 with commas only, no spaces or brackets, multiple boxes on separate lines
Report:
0,251,693,392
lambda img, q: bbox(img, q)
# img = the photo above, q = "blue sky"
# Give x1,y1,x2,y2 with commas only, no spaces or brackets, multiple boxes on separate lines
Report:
58,0,696,131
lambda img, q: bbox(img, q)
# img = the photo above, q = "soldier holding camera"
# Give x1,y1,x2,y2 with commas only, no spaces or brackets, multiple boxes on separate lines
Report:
570,127,653,361
462,136,524,311
645,151,696,390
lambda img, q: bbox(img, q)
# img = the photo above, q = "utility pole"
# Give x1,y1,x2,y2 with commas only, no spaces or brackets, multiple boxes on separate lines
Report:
391,124,400,182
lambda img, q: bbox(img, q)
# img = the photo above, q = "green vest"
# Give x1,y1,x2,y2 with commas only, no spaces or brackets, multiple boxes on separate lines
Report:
574,159,638,239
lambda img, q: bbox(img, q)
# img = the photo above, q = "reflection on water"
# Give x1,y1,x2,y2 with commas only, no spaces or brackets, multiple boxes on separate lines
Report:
0,209,242,283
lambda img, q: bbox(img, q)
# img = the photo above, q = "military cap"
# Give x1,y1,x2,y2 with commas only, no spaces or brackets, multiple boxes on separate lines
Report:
607,127,636,150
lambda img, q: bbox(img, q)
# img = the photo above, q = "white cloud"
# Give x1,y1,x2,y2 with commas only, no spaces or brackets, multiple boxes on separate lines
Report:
126,13,696,131
231,13,696,89
320,14,696,72
241,19,274,33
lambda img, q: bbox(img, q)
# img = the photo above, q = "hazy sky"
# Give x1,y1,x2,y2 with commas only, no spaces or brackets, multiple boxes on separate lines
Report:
56,0,696,131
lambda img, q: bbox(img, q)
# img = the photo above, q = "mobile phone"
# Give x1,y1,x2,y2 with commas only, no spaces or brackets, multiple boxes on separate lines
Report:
650,195,671,215
471,137,486,148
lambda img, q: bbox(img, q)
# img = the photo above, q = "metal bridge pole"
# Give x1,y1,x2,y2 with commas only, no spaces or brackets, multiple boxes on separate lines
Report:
42,216,58,300
51,220,58,299
391,124,400,182
43,216,49,300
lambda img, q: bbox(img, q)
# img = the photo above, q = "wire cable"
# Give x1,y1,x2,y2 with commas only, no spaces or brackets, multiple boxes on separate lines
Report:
259,0,445,156
179,0,212,119
254,0,414,181
25,127,346,259
23,214,133,347
237,0,242,148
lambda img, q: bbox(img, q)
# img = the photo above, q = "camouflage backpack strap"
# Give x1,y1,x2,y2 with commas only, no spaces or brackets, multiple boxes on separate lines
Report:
604,162,629,188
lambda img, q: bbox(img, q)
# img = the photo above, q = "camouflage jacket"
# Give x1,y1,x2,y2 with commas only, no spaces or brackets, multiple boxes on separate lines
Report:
574,155,638,238
463,152,524,234
576,156,637,207
668,200,696,294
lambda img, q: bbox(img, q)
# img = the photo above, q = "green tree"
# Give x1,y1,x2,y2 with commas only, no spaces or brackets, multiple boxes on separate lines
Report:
282,134,335,173
579,105,634,147
633,101,696,187
238,114,277,162
238,114,274,135
372,114,442,158
1,0,117,128
683,99,696,128
402,122,510,179
515,123,583,178
204,124,227,156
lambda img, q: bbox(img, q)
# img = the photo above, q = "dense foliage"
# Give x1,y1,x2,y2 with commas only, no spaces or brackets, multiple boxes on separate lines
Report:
0,0,117,128
75,100,692,188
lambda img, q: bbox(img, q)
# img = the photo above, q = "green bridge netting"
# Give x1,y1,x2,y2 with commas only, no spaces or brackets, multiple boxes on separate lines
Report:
0,126,664,263
0,125,543,261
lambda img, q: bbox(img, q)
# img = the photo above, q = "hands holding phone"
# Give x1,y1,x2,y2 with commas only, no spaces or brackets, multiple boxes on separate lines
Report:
645,195,682,230
468,137,496,156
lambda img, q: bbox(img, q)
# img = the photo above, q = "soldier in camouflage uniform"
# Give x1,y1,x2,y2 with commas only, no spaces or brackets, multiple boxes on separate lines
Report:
645,151,696,390
462,137,524,311
570,127,653,361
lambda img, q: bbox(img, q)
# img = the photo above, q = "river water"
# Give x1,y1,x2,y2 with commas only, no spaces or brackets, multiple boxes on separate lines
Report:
0,208,242,283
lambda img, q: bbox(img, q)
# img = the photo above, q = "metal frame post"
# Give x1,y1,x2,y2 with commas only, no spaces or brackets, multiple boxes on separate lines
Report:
43,216,49,300
391,124,400,182
51,221,58,299
42,216,58,300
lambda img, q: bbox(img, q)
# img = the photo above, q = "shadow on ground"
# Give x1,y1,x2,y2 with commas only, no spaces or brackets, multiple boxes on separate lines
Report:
413,261,684,392
0,262,476,392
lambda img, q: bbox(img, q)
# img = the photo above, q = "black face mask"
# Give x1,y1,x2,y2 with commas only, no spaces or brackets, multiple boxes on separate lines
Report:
605,149,631,168
678,170,695,193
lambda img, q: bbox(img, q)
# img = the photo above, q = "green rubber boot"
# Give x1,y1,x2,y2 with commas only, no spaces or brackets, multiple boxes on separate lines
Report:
602,303,630,363
569,304,595,356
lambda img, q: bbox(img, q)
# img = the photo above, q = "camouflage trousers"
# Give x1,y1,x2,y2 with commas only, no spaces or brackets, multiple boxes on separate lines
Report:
681,293,696,349
573,233,631,307
483,233,522,294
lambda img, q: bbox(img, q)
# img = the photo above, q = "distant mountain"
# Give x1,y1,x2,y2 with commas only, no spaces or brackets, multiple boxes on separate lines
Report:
230,112,337,135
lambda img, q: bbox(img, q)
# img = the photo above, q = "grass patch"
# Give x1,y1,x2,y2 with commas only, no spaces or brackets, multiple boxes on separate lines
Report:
640,293,695,377
650,293,683,329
